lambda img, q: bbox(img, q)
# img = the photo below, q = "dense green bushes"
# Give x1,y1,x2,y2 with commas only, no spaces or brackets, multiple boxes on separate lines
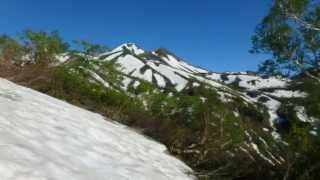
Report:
275,78,320,180
44,61,281,179
2,30,318,179
301,80,320,119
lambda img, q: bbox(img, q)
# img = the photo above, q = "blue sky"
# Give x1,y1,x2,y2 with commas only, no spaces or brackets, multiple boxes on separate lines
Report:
0,0,271,72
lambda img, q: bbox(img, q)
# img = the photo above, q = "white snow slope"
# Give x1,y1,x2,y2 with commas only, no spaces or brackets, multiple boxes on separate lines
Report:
0,78,193,180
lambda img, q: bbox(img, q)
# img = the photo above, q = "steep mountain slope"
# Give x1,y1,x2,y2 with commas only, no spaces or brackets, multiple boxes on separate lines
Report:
98,43,221,91
68,43,309,132
2,42,319,179
51,44,301,176
0,78,193,180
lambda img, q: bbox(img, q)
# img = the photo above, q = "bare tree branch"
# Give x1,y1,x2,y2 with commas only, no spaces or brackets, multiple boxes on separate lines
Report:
278,0,320,31
294,60,320,82
287,13,320,32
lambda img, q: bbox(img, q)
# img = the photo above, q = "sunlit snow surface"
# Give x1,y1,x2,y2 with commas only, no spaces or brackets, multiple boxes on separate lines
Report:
0,78,193,180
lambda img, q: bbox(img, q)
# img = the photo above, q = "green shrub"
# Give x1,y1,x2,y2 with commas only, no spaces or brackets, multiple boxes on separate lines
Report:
0,35,23,63
21,30,69,64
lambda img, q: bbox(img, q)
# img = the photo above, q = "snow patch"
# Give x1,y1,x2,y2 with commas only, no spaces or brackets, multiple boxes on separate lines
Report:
0,78,193,180
295,106,315,123
267,90,307,98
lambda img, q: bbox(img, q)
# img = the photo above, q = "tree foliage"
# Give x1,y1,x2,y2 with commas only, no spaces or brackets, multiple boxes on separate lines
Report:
0,35,23,63
252,0,320,81
73,40,109,57
21,30,69,64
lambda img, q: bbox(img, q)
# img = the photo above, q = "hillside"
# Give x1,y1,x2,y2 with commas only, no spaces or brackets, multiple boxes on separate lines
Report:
61,43,309,133
1,40,319,179
0,78,193,180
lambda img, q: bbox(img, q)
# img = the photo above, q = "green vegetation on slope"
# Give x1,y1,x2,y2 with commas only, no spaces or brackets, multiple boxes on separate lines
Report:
1,30,320,179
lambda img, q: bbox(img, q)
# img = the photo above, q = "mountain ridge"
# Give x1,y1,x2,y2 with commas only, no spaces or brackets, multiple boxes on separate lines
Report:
63,43,306,130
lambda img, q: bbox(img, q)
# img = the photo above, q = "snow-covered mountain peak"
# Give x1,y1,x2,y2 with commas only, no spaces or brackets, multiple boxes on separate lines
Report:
97,43,291,93
113,43,145,55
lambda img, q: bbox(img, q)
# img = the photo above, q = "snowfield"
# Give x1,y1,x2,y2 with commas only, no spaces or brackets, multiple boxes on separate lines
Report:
0,78,193,180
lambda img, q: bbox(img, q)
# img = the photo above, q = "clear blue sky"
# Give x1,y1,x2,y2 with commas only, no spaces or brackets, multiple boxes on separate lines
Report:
0,0,271,72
